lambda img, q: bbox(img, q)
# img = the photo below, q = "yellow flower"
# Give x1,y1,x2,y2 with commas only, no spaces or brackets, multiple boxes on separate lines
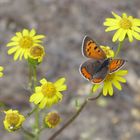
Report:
29,77,67,109
104,12,140,42
3,109,25,132
93,70,128,96
100,45,114,58
0,66,4,77
28,45,45,63
44,111,61,128
7,29,45,61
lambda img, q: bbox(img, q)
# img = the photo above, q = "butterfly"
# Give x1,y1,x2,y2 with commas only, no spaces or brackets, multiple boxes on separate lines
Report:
79,36,126,84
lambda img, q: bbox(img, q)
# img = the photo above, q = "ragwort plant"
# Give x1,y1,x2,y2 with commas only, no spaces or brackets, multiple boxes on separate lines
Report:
1,12,140,140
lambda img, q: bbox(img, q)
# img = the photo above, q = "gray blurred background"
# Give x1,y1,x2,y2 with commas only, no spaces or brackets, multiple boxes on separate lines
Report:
0,0,140,140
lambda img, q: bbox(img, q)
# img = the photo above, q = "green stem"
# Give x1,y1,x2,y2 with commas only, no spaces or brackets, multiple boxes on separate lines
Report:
28,62,33,90
32,65,40,140
21,127,35,138
26,106,38,117
115,41,123,57
48,93,102,140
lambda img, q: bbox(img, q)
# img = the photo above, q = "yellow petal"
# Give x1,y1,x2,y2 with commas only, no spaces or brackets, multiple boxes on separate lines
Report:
0,72,3,77
33,35,45,40
54,77,66,87
39,98,47,109
112,28,123,42
23,29,29,36
112,12,121,20
30,29,36,37
103,82,108,96
132,30,140,40
8,47,18,54
92,84,101,92
40,78,47,84
7,42,18,47
14,49,22,60
108,82,113,96
115,76,126,83
118,30,127,41
11,36,19,41
127,30,133,42
105,25,119,32
132,26,140,32
35,87,41,92
112,80,122,90
116,70,128,76
0,66,4,71
56,85,67,92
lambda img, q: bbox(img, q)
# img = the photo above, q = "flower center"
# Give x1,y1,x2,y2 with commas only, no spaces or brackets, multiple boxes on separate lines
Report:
6,113,20,126
41,82,56,98
19,36,33,48
29,46,43,58
105,73,115,82
46,113,60,126
120,18,132,29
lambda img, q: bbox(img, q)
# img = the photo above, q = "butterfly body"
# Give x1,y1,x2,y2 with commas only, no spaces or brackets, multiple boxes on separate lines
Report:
80,36,126,84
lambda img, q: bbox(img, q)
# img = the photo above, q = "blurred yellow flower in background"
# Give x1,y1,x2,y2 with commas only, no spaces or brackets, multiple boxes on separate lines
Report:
104,12,140,42
100,45,114,58
30,77,67,109
7,29,45,61
93,70,128,96
3,109,25,132
28,45,45,63
44,112,61,128
0,66,4,77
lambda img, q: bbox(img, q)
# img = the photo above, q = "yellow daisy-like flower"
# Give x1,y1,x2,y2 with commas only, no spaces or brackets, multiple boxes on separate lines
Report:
44,111,61,128
104,12,140,42
3,109,25,132
0,66,4,77
100,45,114,58
93,70,128,96
7,29,45,61
28,45,45,63
29,77,67,109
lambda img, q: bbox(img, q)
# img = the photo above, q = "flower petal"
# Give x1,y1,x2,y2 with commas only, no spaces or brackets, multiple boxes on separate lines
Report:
112,80,122,90
92,84,101,92
112,28,123,42
40,78,47,84
30,29,36,37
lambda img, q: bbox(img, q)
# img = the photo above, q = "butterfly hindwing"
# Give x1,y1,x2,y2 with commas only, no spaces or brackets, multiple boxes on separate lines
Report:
80,59,102,81
109,59,126,73
91,64,108,84
82,36,106,60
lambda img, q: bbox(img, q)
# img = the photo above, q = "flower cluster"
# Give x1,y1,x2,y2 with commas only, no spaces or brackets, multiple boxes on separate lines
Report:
104,12,140,42
7,29,45,62
30,77,67,109
3,109,25,132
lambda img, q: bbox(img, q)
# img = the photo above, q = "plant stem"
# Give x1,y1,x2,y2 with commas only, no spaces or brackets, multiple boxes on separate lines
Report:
28,62,33,90
26,106,38,117
48,93,102,140
115,41,123,57
21,127,35,138
32,65,40,140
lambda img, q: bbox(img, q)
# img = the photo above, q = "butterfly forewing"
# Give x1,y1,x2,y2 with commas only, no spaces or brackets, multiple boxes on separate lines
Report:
109,59,126,73
82,36,106,60
80,59,102,81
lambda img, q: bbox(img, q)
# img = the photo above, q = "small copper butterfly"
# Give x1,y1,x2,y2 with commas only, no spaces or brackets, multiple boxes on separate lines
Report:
79,36,126,84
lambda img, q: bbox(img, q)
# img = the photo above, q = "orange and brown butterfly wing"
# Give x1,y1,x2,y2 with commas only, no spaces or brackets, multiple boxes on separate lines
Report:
82,36,106,60
80,59,102,81
109,59,126,73
91,64,108,84
80,59,108,84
